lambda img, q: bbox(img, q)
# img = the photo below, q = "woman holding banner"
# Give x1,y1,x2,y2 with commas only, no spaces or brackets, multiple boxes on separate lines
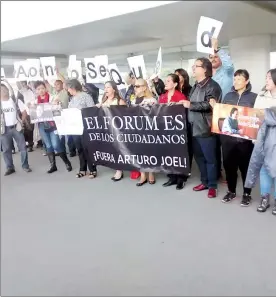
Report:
98,81,126,181
65,79,97,179
159,74,189,190
133,78,157,186
34,81,72,174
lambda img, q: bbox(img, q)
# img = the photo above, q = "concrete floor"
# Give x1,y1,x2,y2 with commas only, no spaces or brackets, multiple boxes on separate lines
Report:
1,150,275,296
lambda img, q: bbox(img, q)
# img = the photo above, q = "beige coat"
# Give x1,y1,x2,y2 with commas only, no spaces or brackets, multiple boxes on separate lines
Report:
254,90,276,109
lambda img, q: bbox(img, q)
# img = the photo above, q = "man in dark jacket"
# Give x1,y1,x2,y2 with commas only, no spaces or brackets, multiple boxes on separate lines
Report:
220,69,257,206
183,57,222,198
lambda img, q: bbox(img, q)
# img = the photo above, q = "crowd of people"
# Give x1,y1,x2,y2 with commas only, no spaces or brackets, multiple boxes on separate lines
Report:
1,38,276,216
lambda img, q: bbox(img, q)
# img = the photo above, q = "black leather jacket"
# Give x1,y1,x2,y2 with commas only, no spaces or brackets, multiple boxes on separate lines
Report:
188,77,222,137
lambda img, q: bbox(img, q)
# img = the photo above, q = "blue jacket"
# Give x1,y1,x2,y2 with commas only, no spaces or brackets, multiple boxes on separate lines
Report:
212,49,234,100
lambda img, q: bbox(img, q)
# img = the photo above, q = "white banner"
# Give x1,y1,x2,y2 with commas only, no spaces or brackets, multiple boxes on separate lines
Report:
14,61,29,81
108,63,126,90
67,60,82,80
127,55,147,79
1,68,5,79
40,56,58,81
84,58,98,83
27,59,43,81
54,108,84,135
196,16,223,55
95,55,110,83
153,47,162,78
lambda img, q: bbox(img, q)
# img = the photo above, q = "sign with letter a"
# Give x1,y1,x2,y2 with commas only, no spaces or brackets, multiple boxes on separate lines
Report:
197,16,223,54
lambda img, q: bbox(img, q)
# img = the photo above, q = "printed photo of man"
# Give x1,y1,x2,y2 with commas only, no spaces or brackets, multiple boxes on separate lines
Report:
222,107,243,135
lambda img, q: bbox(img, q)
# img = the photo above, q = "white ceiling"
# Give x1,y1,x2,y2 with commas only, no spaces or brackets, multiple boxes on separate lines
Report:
1,0,276,75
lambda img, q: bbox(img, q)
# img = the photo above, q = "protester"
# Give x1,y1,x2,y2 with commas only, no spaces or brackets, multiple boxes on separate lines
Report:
16,81,36,152
0,80,32,175
151,74,166,96
99,81,126,181
34,81,72,174
175,68,192,98
220,69,257,206
175,68,193,171
52,79,77,157
209,38,234,99
209,38,234,181
133,78,157,186
245,107,276,215
254,68,276,109
184,58,222,198
65,79,97,179
124,72,136,106
159,74,189,190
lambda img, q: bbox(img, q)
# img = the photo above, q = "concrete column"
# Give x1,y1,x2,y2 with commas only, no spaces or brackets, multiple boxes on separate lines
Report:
229,35,271,93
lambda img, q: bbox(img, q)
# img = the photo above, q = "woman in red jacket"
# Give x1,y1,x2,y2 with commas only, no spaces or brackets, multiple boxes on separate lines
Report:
159,74,189,190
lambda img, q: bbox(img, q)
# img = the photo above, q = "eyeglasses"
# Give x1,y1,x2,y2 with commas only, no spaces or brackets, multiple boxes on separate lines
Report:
134,85,145,88
192,65,204,69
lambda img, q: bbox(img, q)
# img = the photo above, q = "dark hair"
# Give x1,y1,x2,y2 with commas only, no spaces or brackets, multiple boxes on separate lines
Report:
102,80,123,103
34,81,46,89
267,68,276,85
168,73,180,91
234,69,250,81
129,71,134,78
65,79,83,92
230,107,238,116
55,79,63,84
175,68,192,97
196,57,213,78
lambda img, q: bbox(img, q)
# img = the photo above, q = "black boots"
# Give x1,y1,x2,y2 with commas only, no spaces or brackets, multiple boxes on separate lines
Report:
47,152,72,173
47,153,57,174
59,152,72,172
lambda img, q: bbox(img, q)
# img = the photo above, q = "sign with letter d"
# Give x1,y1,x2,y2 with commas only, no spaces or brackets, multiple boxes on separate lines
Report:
196,16,223,55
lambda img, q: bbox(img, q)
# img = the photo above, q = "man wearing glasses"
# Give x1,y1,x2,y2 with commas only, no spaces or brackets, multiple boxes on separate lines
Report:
183,58,222,198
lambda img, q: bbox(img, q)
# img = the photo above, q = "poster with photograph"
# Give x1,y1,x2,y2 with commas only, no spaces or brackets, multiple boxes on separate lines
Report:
212,103,264,140
29,103,61,123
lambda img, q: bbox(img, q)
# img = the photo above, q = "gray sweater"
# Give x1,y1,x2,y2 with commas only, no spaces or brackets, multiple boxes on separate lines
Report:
245,107,276,188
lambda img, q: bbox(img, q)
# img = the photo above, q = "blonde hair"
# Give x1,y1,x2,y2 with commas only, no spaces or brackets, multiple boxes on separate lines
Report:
135,78,154,99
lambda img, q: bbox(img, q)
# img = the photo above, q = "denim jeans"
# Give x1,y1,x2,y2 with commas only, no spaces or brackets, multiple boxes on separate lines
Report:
193,136,218,189
38,123,63,154
60,135,76,154
0,126,29,169
260,166,276,199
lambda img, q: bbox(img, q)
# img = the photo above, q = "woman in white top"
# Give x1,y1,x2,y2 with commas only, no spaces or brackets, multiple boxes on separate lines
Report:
133,78,157,186
98,81,126,181
254,68,276,109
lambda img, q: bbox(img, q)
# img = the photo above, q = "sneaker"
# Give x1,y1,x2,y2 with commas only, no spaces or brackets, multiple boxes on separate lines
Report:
272,201,276,216
257,195,270,212
222,192,236,203
193,184,208,191
241,194,252,207
23,168,32,173
4,168,15,176
208,188,217,198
